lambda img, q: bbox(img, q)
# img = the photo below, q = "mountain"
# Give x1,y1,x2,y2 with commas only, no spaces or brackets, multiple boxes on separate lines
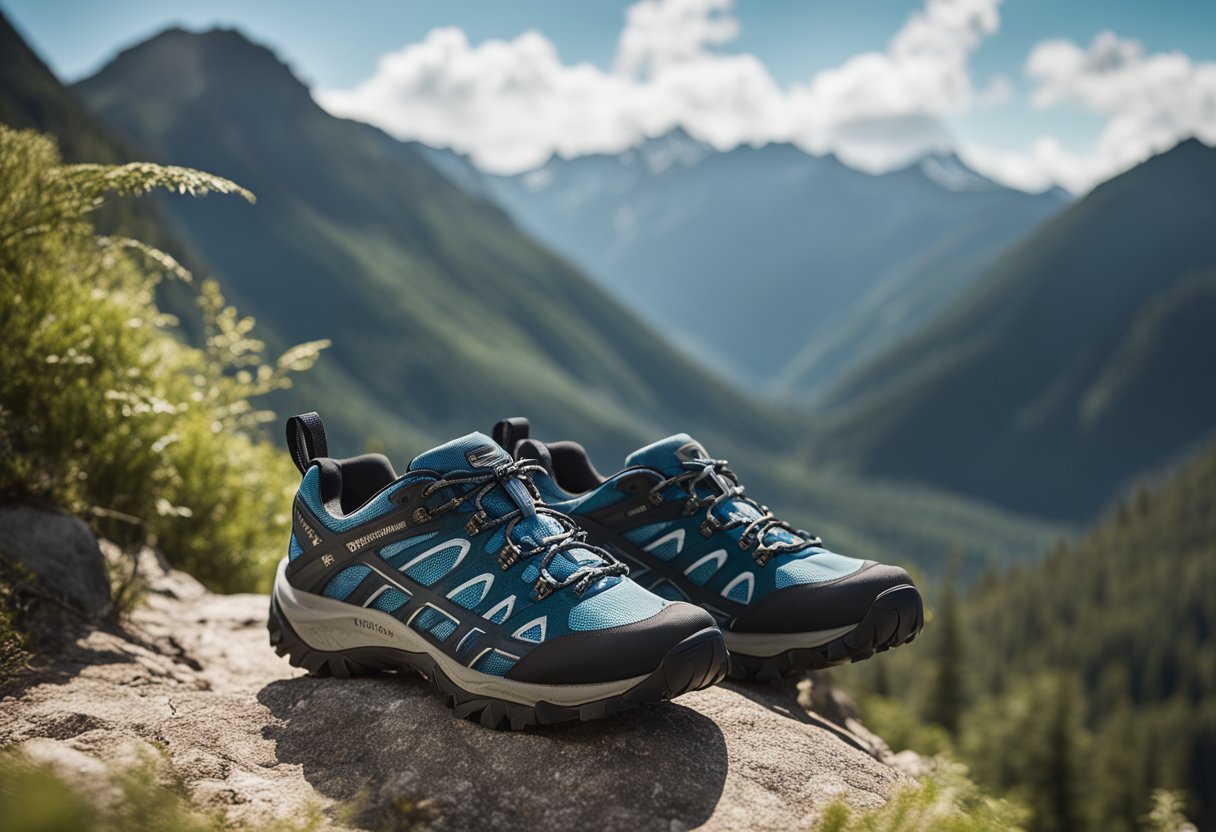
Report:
1,10,124,163
0,11,210,287
471,132,1067,397
72,27,783,462
814,139,1216,521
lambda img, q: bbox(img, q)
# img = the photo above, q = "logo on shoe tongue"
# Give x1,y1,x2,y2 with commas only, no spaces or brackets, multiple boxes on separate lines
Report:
675,440,709,462
466,444,506,469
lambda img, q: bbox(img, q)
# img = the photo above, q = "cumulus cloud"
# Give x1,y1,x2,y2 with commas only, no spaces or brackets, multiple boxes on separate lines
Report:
316,0,1004,175
615,0,740,77
316,0,1212,191
964,31,1216,192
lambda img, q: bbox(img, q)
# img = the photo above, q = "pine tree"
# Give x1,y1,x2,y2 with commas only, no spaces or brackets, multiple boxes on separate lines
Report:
1042,674,1083,832
923,556,965,735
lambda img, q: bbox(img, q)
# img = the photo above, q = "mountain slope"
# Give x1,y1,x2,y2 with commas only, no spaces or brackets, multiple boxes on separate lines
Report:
0,11,431,452
74,27,783,462
957,437,1216,828
476,133,1066,395
848,436,1216,830
1,10,125,164
0,10,208,283
815,139,1216,521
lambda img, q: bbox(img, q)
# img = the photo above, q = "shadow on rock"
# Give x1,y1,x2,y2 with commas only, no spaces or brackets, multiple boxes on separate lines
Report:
722,677,885,760
259,672,728,832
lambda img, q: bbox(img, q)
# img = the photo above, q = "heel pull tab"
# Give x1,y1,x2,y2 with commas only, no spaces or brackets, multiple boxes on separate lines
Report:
492,417,530,455
286,412,328,475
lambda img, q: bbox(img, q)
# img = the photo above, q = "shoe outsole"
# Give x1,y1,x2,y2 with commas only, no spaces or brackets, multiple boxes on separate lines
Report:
267,597,728,730
725,584,924,681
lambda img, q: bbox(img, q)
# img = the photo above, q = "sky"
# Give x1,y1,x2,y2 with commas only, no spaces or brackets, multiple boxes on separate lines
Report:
5,0,1216,193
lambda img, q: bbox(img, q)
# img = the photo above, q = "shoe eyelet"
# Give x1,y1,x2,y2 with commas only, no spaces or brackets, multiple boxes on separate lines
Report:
497,543,520,571
465,512,486,535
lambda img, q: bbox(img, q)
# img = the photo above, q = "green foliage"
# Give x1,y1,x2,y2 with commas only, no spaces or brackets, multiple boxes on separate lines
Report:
811,763,1029,832
0,747,323,832
1144,791,1199,832
922,561,964,734
336,786,439,832
0,126,326,591
843,440,1216,831
854,695,955,760
0,559,30,681
958,672,1090,832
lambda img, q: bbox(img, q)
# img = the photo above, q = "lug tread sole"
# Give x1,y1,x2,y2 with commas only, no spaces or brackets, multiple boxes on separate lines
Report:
267,597,727,730
726,585,924,681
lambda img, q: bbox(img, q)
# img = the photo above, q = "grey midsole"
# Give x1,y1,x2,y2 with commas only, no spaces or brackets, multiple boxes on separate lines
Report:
271,558,649,707
723,623,858,657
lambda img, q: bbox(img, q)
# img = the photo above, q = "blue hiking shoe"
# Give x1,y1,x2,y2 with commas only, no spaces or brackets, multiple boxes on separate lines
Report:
492,418,923,681
269,413,727,729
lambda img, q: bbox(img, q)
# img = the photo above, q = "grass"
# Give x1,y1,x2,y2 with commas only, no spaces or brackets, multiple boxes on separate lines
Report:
0,747,324,832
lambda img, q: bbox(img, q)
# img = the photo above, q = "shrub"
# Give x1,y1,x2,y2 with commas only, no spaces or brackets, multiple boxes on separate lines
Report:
0,127,326,591
811,762,1029,832
0,747,323,832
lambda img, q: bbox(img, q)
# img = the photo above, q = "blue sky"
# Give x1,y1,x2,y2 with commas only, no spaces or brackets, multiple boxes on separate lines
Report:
5,0,1215,192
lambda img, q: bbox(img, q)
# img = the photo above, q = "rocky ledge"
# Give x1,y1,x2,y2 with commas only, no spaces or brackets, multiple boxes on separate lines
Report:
0,505,911,831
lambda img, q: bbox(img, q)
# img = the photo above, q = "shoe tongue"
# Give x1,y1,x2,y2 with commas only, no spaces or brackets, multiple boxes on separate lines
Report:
624,433,711,475
410,433,611,587
408,432,511,475
409,432,535,519
627,434,810,550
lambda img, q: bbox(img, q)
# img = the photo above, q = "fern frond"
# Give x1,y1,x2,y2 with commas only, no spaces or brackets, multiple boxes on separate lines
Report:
97,236,194,284
53,162,256,204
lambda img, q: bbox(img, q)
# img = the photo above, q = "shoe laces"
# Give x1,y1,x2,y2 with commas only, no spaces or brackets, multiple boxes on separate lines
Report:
648,458,821,567
417,459,628,598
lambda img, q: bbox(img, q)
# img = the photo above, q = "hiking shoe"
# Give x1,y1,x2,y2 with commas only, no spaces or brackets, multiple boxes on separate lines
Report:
269,413,727,729
492,418,923,681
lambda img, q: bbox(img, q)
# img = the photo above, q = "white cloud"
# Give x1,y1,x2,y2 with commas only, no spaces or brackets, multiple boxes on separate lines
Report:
963,31,1216,193
316,1,1213,192
615,0,740,76
316,0,1005,175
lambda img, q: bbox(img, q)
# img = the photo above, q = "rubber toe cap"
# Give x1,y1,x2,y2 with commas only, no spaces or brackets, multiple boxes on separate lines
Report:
729,562,916,634
507,602,718,685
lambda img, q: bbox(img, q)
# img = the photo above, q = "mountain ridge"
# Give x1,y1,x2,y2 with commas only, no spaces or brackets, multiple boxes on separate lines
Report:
813,136,1216,521
73,25,783,461
475,126,1068,397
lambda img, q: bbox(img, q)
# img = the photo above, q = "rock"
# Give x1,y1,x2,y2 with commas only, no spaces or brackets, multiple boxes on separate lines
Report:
0,549,907,830
801,670,935,778
0,501,112,621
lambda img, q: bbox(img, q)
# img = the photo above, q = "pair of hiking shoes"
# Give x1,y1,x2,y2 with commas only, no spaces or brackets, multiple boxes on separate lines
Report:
269,413,923,730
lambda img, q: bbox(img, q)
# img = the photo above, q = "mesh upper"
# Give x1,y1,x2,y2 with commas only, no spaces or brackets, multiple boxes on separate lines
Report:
532,433,871,612
568,580,665,631
323,565,371,600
